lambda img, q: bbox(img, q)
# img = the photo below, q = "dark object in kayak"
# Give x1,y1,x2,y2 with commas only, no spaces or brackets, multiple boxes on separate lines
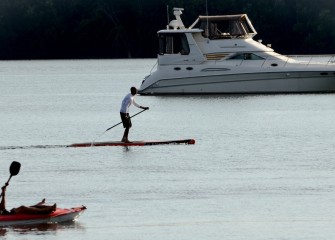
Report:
69,139,196,147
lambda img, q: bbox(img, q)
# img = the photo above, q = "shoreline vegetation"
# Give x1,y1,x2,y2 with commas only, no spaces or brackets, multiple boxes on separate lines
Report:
0,0,334,60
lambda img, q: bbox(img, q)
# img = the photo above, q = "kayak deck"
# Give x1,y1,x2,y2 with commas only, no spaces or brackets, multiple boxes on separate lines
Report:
69,139,195,147
0,206,86,227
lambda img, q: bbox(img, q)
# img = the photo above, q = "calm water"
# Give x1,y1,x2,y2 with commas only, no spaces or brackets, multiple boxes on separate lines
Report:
0,59,335,239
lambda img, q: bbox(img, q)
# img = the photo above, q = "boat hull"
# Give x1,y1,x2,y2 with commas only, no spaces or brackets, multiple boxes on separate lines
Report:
0,206,86,227
139,70,335,95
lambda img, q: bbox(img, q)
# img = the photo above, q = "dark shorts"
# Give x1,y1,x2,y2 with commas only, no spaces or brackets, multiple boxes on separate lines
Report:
120,112,132,128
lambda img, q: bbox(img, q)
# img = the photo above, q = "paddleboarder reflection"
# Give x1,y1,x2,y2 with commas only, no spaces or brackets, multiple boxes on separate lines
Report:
120,87,149,143
0,183,56,215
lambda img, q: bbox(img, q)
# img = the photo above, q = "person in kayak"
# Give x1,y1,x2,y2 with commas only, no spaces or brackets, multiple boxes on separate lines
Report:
0,183,56,215
120,87,149,143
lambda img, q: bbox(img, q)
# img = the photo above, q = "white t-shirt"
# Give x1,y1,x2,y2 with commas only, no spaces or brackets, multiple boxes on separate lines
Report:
120,93,140,113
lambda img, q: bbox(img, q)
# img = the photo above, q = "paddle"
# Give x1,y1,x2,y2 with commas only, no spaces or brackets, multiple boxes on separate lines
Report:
91,109,147,146
0,161,21,197
105,109,147,132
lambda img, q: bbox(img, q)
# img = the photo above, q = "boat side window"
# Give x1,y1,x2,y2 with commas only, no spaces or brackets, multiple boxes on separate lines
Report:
158,33,190,55
228,53,264,60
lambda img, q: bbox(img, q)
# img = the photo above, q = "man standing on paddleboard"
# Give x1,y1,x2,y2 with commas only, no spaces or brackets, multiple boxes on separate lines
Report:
120,87,149,143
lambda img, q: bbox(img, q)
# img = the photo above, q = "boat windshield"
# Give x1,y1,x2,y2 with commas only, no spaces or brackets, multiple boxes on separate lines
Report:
228,53,264,60
158,33,190,55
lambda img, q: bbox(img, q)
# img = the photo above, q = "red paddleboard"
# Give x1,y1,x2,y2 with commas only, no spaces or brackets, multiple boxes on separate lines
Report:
69,139,195,147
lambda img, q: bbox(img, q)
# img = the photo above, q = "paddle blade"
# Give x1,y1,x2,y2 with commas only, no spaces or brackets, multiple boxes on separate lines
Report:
9,161,21,176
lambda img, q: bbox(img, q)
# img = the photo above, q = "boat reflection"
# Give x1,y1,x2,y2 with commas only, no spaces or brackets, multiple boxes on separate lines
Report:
0,221,85,236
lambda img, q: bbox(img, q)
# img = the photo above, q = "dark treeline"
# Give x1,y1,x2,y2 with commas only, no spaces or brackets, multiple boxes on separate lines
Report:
0,0,334,59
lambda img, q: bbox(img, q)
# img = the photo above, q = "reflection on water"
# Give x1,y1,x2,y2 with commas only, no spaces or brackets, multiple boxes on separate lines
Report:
0,221,85,237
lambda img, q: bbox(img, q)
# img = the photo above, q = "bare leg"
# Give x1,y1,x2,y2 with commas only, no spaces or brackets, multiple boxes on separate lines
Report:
31,198,46,207
121,128,130,142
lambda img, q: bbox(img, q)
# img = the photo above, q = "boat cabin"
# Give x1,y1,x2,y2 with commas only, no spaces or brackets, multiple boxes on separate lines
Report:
157,8,258,57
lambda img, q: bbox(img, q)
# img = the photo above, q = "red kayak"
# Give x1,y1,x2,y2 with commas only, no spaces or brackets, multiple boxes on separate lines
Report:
0,206,86,227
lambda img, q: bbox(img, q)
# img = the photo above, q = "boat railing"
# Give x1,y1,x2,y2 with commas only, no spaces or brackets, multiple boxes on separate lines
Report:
286,55,335,66
149,60,158,74
229,55,335,68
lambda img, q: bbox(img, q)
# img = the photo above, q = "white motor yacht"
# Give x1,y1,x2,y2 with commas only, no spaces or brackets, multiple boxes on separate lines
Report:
138,8,335,95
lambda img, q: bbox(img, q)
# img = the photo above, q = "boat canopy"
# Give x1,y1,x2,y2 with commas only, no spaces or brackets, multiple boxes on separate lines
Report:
198,14,248,21
189,14,257,39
